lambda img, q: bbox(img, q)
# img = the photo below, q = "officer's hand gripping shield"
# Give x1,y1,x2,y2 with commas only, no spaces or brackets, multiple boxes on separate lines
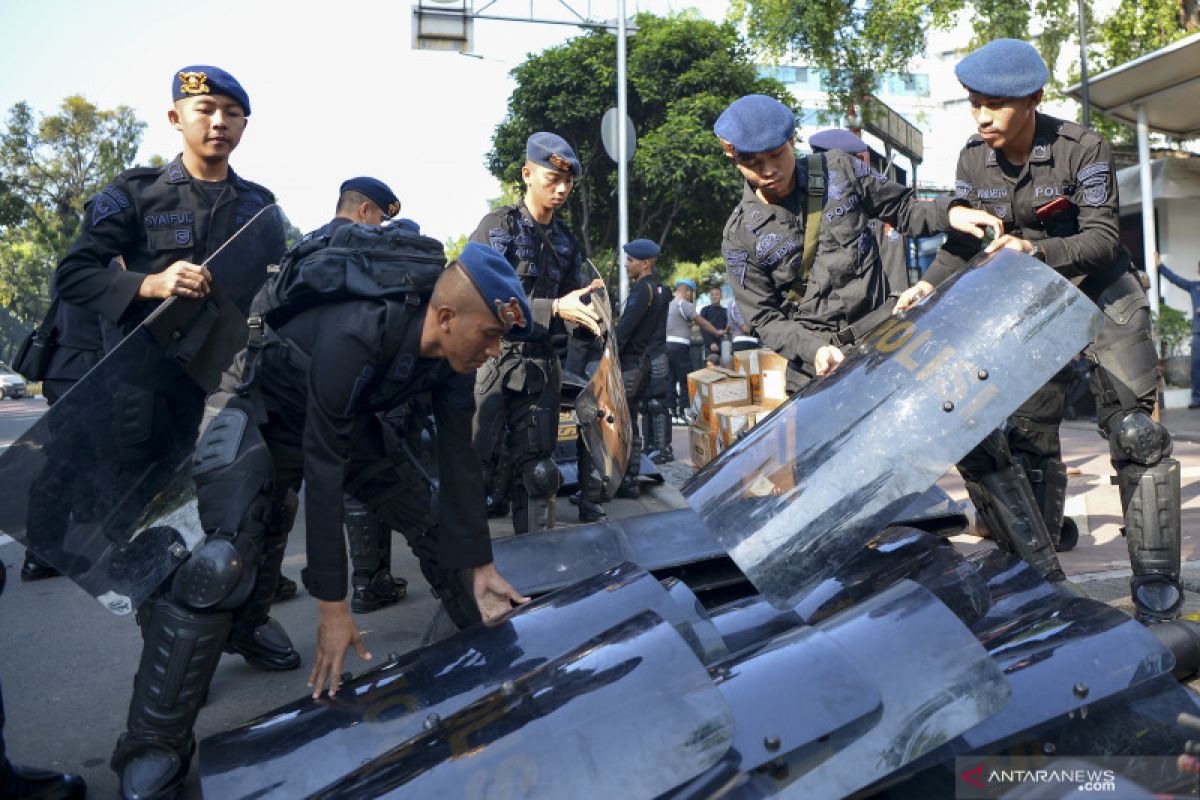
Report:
684,249,1103,609
0,206,285,614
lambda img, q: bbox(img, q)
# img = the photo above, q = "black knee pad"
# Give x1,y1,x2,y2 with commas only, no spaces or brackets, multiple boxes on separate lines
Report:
1108,411,1172,466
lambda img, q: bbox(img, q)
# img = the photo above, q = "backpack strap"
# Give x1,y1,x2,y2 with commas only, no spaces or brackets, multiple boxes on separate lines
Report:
784,154,827,309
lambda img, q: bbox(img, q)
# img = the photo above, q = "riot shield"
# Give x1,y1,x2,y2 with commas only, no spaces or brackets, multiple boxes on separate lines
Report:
572,263,631,498
0,206,285,614
685,249,1102,609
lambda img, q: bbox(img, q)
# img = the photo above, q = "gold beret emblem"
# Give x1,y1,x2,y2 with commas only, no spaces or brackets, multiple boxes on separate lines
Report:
494,297,527,331
387,201,401,218
548,153,572,173
178,71,211,96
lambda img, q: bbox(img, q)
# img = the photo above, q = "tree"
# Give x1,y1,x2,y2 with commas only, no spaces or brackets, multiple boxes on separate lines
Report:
486,12,795,274
0,95,146,352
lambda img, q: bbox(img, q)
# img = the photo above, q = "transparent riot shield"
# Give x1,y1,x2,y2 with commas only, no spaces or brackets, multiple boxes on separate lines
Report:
684,249,1103,609
0,206,285,614
573,263,632,498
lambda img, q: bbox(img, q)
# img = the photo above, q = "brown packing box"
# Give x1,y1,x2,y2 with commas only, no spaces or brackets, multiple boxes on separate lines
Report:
732,350,764,403
686,367,724,420
756,350,789,405
689,366,752,426
714,404,768,450
689,422,719,469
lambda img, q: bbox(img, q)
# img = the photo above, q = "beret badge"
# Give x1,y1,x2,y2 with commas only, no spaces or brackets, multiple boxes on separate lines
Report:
548,153,572,173
494,297,527,332
178,71,211,96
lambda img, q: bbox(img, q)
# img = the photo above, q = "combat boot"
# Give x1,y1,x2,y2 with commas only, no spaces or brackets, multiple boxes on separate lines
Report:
19,551,59,581
0,760,86,799
578,500,608,523
352,569,409,613
225,618,301,672
615,476,640,500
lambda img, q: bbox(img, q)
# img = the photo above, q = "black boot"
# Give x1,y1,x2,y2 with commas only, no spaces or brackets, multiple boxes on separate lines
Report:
351,569,408,613
270,575,298,603
0,760,87,799
578,500,608,523
113,599,230,799
20,551,60,581
225,618,301,671
615,476,640,500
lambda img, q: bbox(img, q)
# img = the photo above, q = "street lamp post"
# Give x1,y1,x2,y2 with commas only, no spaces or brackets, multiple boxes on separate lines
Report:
616,0,629,304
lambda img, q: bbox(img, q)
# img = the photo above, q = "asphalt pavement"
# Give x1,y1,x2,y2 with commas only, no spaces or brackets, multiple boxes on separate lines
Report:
5,396,1200,797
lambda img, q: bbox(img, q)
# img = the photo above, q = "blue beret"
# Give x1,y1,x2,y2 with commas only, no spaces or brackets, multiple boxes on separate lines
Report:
340,177,400,219
675,278,697,291
714,95,795,154
457,242,535,340
173,66,251,115
808,128,868,154
526,132,580,177
955,39,1049,98
623,239,660,260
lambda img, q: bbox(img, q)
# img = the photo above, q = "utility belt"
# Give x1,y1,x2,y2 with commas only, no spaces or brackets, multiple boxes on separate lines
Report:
733,335,759,343
665,336,690,346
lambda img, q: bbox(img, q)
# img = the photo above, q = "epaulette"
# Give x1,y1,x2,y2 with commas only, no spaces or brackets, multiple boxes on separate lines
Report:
1054,119,1100,146
120,166,163,182
235,176,276,203
964,134,986,148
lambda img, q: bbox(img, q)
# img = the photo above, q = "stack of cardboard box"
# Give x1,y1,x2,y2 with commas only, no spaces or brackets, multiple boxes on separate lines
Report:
686,349,789,469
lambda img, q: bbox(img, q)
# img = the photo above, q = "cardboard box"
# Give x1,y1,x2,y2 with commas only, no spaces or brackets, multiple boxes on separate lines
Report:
714,405,768,450
689,422,719,469
689,366,751,426
734,349,789,405
686,367,722,419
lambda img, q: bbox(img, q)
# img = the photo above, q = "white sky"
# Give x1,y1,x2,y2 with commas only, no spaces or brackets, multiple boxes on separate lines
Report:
0,0,731,243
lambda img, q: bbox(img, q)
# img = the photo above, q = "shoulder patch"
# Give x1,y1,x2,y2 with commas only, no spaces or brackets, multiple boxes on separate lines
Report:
1081,179,1109,207
90,186,131,227
724,249,749,287
1077,162,1109,183
486,227,512,254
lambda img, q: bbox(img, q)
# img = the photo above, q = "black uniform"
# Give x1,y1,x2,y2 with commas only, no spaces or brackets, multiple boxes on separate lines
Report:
471,203,585,532
699,302,728,355
615,273,671,480
113,297,490,796
927,113,1178,622
721,149,954,389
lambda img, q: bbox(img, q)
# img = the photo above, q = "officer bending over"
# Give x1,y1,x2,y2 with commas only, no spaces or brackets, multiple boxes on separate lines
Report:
896,40,1181,621
715,94,1000,391
110,243,529,798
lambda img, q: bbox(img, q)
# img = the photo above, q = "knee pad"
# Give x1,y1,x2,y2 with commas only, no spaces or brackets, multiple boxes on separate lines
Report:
1108,411,1172,466
193,404,272,536
172,494,273,611
646,398,665,415
522,457,562,498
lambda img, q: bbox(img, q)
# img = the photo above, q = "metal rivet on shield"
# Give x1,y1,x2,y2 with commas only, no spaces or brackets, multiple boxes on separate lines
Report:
1043,741,1056,754
942,401,955,412
606,415,615,424
423,713,442,731
169,543,188,558
977,369,989,380
500,680,516,696
763,734,781,752
1073,682,1089,699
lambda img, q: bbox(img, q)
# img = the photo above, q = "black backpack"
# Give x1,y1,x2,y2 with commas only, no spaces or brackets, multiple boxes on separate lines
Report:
260,222,447,329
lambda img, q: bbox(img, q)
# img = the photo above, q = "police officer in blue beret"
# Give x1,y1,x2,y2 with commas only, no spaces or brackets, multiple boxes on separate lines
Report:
470,132,606,532
896,39,1183,624
611,239,672,496
113,238,531,797
715,94,1000,388
308,177,401,241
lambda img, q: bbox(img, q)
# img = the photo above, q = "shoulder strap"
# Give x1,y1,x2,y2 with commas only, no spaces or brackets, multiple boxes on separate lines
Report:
800,153,826,281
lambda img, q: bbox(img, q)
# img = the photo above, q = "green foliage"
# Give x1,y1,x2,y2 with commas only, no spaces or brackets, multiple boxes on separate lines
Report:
487,12,794,264
444,233,469,262
732,0,960,113
1156,303,1191,358
669,256,726,290
0,95,146,353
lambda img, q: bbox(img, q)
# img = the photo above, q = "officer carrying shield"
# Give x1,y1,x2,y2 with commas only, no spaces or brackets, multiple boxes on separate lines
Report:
714,94,1002,391
896,39,1183,622
111,242,531,797
612,238,672,498
470,132,605,533
51,68,296,673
